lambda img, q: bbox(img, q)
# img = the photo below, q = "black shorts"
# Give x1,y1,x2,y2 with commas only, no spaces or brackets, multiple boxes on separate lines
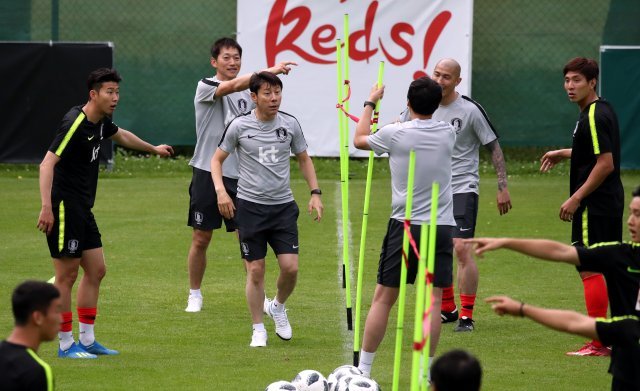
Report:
188,167,238,232
572,207,622,271
377,219,454,288
46,200,102,259
236,199,299,261
453,192,479,239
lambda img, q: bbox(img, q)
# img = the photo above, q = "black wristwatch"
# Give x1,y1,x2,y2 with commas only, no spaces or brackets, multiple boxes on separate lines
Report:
310,188,322,196
364,101,376,109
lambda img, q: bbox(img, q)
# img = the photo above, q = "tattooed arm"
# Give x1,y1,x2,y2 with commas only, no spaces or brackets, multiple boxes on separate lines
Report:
485,140,512,215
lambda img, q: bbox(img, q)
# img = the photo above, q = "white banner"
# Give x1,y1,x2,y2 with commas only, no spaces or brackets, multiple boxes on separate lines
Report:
237,0,473,156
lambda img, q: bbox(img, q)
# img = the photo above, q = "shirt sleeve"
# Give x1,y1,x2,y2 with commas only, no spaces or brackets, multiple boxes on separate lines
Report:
218,120,238,154
103,117,118,139
576,244,622,274
596,317,640,347
589,102,614,155
290,118,308,155
195,79,220,104
48,114,80,158
470,106,498,146
366,124,395,155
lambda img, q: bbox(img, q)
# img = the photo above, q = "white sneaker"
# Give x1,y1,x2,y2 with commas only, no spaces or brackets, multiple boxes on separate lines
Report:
185,295,202,312
267,302,292,340
250,329,267,347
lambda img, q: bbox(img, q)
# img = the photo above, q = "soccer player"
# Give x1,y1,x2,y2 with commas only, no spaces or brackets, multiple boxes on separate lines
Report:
467,185,640,385
540,57,624,355
353,77,456,377
486,296,639,390
185,37,296,312
430,349,482,391
211,71,323,347
1,281,61,390
423,58,512,332
37,68,174,358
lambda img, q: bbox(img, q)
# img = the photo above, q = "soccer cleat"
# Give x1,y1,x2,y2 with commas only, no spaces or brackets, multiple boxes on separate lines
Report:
79,340,119,355
58,342,97,359
185,295,203,312
266,301,292,340
250,329,268,347
441,307,459,323
454,316,475,332
566,342,611,357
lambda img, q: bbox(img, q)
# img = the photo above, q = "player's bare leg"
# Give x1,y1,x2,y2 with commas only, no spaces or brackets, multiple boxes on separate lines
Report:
454,238,478,331
274,254,298,304
358,285,398,376
185,229,212,312
246,259,268,346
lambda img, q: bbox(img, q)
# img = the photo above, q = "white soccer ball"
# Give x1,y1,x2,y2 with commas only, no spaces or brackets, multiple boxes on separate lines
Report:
327,365,362,391
291,369,329,391
265,380,298,391
333,375,355,391
345,375,380,391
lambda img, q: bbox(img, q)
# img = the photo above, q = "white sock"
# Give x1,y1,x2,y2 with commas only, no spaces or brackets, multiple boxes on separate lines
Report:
59,331,74,351
79,322,95,346
272,298,285,312
358,350,375,374
253,323,266,332
190,289,202,297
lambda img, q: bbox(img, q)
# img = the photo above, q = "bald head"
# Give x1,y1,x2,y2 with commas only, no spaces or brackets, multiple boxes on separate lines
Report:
435,58,461,78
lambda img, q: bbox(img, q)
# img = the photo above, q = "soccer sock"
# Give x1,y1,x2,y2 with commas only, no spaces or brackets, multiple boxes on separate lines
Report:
460,294,476,319
358,350,375,375
441,286,456,312
190,289,202,297
78,307,97,346
272,297,285,312
582,274,608,348
252,323,266,332
59,312,74,350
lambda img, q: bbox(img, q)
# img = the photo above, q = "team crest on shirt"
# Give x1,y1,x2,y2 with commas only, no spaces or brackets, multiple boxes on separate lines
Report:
450,118,463,134
238,99,248,113
275,127,288,142
68,239,79,253
194,212,204,225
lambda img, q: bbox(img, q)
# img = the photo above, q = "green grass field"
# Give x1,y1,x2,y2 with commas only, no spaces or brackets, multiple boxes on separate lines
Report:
1,157,639,390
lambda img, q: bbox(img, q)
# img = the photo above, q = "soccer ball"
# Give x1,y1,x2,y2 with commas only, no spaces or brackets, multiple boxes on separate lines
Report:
265,380,298,391
333,375,355,391
327,365,362,391
345,375,380,391
291,369,329,391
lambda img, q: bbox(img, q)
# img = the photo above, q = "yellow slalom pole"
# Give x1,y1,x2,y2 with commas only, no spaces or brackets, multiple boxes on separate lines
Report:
354,61,384,366
421,183,439,391
342,14,353,331
392,149,416,391
410,221,428,391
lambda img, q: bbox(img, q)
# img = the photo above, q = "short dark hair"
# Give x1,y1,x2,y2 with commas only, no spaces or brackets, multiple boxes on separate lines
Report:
431,349,482,391
407,77,442,115
632,186,640,198
87,68,121,91
249,71,283,94
12,281,60,326
563,57,599,82
211,37,242,59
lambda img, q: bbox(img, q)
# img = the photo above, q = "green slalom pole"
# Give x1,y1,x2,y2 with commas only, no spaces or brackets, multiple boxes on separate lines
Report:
354,61,385,366
410,222,429,390
392,149,416,391
336,38,352,330
342,14,353,331
421,183,439,391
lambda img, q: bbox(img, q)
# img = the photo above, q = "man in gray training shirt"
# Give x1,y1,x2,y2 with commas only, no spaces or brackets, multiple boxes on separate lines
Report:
185,37,295,313
212,71,323,347
353,77,456,377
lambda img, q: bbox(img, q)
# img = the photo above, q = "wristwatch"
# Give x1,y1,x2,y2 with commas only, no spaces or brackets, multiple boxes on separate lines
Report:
310,188,322,196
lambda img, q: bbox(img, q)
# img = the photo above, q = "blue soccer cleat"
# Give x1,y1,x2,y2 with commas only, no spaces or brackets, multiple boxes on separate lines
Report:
58,342,97,359
79,340,119,355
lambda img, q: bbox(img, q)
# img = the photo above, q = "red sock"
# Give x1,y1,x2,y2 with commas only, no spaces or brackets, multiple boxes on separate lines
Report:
441,286,456,312
77,307,97,325
582,274,608,348
460,294,476,319
61,312,73,332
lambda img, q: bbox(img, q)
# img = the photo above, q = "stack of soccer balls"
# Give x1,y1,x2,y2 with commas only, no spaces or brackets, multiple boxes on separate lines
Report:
265,365,380,390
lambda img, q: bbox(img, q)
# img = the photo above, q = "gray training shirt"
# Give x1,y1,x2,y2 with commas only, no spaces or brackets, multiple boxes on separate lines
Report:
400,94,498,195
189,76,253,178
367,118,456,226
218,110,308,205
